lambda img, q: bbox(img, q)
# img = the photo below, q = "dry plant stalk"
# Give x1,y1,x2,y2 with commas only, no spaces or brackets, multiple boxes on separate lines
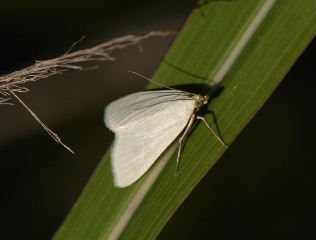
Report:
0,31,176,101
0,31,176,153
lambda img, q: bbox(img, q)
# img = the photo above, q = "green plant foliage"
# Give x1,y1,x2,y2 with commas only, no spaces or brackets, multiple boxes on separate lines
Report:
54,0,315,239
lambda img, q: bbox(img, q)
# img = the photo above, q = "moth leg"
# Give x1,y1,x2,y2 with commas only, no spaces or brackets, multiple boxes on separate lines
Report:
197,116,229,148
176,114,196,171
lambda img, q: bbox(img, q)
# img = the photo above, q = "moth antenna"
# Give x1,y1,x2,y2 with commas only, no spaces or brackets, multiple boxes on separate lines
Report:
128,71,193,95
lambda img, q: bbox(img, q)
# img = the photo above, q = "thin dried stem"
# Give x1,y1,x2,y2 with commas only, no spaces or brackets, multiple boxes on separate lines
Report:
9,90,74,154
0,31,176,101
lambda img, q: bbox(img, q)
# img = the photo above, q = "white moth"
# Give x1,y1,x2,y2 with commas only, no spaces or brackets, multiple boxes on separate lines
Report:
104,72,227,188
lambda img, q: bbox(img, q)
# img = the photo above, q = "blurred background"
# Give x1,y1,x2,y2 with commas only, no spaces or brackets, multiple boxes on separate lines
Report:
0,0,314,239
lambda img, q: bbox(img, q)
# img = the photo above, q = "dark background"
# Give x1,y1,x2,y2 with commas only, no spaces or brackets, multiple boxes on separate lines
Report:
0,1,314,239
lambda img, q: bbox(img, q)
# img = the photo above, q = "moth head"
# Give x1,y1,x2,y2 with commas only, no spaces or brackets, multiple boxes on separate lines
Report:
193,94,210,108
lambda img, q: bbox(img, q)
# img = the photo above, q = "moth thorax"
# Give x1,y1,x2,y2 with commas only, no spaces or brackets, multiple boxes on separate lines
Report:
193,94,210,108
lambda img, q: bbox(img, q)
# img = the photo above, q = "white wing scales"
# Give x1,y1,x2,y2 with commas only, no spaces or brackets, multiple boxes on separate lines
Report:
104,90,196,188
105,90,193,131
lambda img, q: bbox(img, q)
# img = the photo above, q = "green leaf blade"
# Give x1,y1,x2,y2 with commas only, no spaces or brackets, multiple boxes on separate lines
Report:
54,0,315,239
